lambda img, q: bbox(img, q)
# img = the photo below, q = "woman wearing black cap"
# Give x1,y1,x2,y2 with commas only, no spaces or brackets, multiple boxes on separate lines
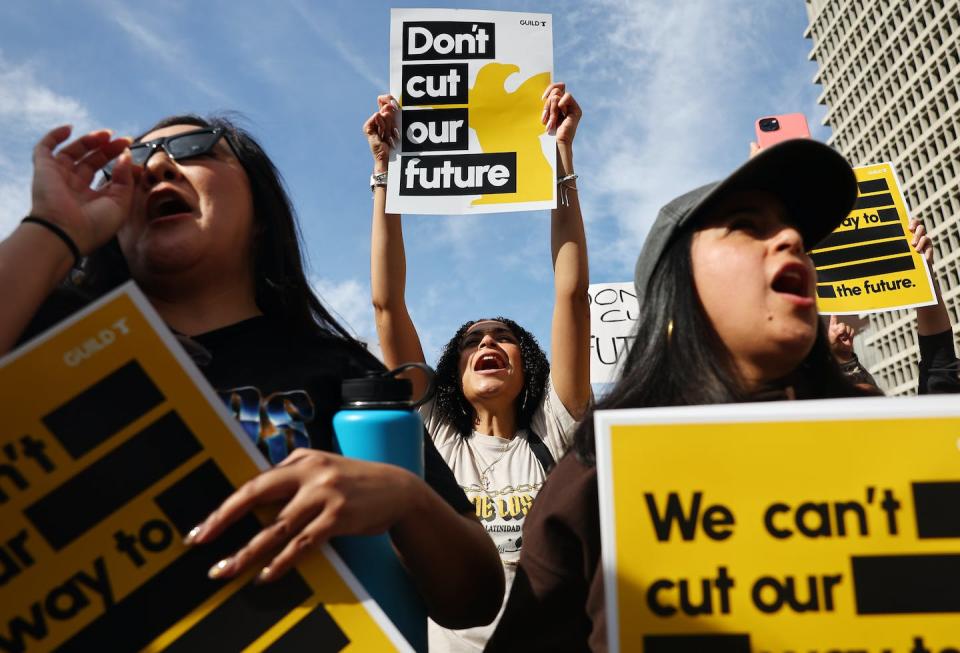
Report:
486,139,877,652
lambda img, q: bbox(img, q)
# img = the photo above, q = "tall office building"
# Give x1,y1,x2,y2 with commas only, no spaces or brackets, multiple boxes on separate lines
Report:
804,0,960,394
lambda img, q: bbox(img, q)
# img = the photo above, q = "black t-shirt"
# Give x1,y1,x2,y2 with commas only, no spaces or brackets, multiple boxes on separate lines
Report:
21,286,472,515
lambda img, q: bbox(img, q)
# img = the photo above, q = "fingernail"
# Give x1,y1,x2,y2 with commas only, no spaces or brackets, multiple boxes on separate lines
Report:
256,566,272,583
391,99,400,110
541,108,548,123
208,558,232,579
393,127,400,140
183,524,203,545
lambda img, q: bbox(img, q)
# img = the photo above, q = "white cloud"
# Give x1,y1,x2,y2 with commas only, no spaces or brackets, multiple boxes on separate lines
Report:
288,0,388,91
309,275,383,360
563,1,819,276
0,52,98,237
93,0,232,103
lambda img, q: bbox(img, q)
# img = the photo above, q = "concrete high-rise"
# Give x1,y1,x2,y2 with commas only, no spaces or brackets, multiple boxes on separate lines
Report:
804,0,960,393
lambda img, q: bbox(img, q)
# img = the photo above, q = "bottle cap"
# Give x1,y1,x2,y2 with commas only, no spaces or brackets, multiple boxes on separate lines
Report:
342,372,413,404
341,363,436,409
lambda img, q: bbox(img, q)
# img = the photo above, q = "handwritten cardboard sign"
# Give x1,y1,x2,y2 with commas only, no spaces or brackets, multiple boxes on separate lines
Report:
589,282,639,384
595,398,960,653
812,163,936,315
386,8,555,215
0,283,409,652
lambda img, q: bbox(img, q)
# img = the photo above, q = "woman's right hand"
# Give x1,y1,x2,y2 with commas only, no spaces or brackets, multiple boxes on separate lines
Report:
30,126,136,254
363,95,400,172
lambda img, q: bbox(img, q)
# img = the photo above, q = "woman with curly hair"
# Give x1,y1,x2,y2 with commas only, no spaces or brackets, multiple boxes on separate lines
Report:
364,83,591,652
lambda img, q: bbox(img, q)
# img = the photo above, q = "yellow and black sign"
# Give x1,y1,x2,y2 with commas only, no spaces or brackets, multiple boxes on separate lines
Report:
811,162,936,315
595,398,960,653
0,284,408,652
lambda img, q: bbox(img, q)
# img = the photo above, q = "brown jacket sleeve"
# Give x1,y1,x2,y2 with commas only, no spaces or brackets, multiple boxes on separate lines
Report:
486,453,606,652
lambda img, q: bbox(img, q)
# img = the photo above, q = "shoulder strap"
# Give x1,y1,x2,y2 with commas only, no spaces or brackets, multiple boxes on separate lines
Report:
526,428,556,473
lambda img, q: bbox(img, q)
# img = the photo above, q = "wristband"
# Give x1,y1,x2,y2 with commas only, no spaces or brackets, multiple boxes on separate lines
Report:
370,171,388,192
21,216,81,269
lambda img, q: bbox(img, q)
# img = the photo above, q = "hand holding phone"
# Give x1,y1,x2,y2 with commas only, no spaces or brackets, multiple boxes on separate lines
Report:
755,113,811,149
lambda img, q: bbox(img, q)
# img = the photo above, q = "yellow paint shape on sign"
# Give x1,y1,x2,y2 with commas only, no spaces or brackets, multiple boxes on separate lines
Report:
811,162,936,315
595,398,960,653
387,8,556,215
0,283,409,652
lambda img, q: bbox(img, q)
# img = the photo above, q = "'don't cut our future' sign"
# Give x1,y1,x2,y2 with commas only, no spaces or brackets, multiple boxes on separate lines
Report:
387,8,556,215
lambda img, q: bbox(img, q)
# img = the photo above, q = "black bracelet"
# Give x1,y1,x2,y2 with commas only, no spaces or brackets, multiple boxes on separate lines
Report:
21,216,82,269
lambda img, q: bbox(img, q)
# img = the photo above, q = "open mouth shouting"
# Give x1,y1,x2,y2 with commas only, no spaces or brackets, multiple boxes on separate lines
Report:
146,186,195,223
771,261,815,308
474,351,508,374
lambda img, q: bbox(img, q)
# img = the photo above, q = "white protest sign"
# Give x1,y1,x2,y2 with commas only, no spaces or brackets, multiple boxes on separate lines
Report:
589,282,639,384
387,8,555,215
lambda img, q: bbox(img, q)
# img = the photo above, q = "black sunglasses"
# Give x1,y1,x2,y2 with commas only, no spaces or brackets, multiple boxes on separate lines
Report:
102,126,234,179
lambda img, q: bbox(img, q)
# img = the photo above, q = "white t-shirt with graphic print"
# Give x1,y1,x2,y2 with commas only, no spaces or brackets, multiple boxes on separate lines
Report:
420,379,577,652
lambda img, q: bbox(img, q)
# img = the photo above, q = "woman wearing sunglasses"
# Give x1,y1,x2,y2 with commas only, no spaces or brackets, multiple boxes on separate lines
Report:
1,118,504,632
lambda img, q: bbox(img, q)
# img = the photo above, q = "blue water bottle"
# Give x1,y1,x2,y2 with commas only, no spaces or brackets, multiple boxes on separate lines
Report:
332,363,434,653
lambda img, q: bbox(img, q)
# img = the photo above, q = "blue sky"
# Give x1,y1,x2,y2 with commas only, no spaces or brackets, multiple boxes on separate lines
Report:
0,0,828,363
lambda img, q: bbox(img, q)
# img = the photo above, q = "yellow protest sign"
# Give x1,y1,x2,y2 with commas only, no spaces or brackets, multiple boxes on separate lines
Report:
811,162,937,315
595,398,960,653
0,283,409,652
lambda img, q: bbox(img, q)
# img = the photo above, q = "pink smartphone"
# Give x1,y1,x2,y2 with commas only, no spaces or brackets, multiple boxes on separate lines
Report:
755,113,810,148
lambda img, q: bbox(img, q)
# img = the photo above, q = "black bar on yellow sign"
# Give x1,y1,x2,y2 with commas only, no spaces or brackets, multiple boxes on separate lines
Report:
814,222,904,250
815,254,915,283
853,192,895,209
875,207,900,223
57,459,260,651
643,634,751,652
163,573,314,652
24,411,201,550
154,458,237,535
42,360,164,459
154,461,350,652
852,554,960,614
912,482,960,538
810,239,911,268
263,606,351,652
857,178,889,193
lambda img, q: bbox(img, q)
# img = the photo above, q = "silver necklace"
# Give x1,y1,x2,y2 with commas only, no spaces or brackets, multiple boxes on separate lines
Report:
471,439,512,491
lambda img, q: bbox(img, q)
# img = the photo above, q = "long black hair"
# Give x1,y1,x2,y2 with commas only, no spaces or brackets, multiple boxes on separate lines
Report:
433,317,550,437
75,114,366,349
573,227,865,465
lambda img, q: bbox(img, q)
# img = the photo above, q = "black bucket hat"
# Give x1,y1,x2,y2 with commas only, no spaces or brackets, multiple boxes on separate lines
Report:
633,139,857,305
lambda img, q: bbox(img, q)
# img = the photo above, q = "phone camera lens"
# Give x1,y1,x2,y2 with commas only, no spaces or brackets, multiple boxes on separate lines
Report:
759,118,780,132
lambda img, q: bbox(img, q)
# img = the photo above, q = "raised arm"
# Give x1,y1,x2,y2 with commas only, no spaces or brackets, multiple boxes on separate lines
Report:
0,126,133,353
910,219,952,336
544,84,591,419
364,97,429,398
910,219,959,394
